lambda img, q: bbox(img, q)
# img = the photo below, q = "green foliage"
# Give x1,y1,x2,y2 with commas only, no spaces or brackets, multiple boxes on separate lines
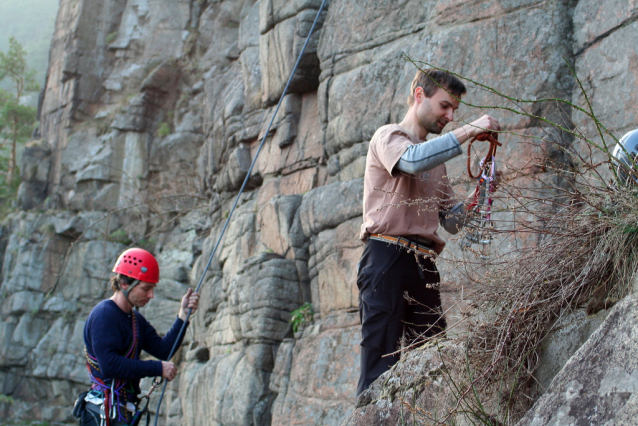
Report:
0,99,37,140
96,117,112,136
38,222,56,238
622,225,638,234
105,32,119,45
107,229,132,246
0,38,39,218
106,230,156,251
0,38,40,98
0,0,58,90
290,302,314,334
0,394,15,405
0,158,21,213
137,238,157,252
157,122,171,137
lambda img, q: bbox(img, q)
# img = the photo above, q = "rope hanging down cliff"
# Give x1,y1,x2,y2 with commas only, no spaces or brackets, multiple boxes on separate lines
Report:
151,1,328,424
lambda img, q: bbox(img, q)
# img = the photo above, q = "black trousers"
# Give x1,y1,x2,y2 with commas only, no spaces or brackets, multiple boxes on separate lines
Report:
356,239,446,396
80,402,131,426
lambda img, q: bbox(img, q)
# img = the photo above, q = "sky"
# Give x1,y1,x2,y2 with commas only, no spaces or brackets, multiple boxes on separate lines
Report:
0,0,60,91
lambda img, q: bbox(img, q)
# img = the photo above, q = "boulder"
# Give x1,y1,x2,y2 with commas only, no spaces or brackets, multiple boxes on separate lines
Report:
257,194,303,257
518,293,638,426
16,182,48,211
260,0,326,34
141,61,180,93
20,139,51,184
340,340,468,426
227,254,303,341
534,308,610,392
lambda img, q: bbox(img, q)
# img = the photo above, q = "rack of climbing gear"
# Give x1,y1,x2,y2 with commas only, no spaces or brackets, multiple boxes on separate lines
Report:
460,132,501,259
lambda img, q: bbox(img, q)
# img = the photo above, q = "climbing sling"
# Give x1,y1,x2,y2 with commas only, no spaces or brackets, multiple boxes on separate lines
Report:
461,132,501,255
75,310,157,426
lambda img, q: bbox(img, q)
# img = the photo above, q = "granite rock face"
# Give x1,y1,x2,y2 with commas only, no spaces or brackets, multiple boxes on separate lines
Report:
0,0,637,425
518,294,638,426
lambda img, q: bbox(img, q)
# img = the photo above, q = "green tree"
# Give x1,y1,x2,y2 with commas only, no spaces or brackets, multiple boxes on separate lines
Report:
0,37,39,199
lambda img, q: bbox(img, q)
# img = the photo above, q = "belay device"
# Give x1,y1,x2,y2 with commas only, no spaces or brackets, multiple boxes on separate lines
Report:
460,132,501,259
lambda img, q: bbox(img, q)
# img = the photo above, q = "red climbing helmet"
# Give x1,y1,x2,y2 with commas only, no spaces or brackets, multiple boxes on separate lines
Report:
112,248,160,283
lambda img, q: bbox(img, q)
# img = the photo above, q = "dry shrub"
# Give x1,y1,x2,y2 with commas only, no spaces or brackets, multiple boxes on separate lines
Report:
464,182,638,421
401,60,638,424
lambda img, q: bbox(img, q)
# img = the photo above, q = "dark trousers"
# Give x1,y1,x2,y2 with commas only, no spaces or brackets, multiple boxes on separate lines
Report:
80,402,131,426
356,239,446,396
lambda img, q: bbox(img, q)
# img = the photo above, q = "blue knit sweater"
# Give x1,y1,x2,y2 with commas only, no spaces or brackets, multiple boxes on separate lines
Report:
83,299,187,397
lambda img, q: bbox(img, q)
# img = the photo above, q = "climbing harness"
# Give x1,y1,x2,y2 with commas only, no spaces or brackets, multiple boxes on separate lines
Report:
81,311,154,426
460,132,501,259
151,1,328,425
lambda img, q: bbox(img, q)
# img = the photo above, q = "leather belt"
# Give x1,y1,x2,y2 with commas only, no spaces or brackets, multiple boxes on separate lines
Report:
369,234,436,257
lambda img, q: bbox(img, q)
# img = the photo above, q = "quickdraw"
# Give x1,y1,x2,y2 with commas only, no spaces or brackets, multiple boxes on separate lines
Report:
128,378,163,426
461,132,501,258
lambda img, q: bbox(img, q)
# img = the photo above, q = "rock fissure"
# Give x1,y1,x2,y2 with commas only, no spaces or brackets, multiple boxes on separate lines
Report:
574,11,638,57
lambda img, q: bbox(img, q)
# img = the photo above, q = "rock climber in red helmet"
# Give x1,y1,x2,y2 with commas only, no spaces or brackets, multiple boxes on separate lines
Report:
74,248,200,426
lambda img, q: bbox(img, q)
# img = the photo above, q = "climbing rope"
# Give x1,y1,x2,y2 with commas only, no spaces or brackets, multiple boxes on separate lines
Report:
461,132,501,257
151,1,327,424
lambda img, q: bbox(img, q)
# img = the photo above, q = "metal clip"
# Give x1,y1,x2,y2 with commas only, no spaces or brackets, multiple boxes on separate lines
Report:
99,403,106,426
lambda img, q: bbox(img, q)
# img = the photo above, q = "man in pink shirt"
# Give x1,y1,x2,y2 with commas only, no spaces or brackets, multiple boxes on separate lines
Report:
357,69,501,396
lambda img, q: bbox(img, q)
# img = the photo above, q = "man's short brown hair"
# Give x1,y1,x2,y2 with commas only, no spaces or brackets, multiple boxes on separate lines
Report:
110,274,135,292
407,69,467,106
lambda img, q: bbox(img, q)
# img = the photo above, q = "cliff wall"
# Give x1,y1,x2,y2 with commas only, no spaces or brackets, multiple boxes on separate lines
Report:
1,0,637,425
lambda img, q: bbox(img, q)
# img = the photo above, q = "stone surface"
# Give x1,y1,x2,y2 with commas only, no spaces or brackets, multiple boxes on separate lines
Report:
572,0,638,178
534,308,610,392
260,6,325,104
298,179,363,237
518,294,638,426
271,312,360,426
340,340,467,426
18,139,51,211
3,0,638,424
308,218,361,315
